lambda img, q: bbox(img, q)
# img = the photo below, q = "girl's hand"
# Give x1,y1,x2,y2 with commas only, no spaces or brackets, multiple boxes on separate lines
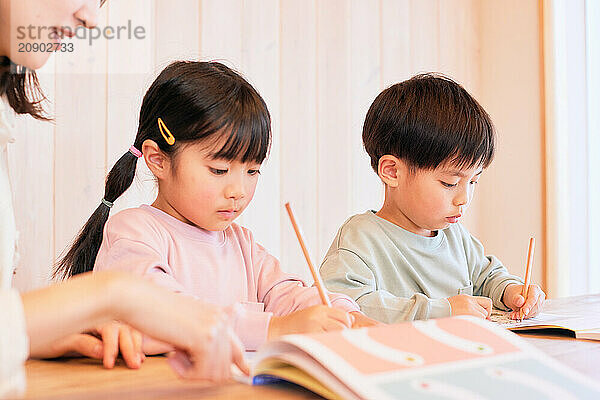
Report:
93,322,145,369
503,283,546,320
267,305,354,339
31,322,145,370
350,311,380,328
30,333,104,360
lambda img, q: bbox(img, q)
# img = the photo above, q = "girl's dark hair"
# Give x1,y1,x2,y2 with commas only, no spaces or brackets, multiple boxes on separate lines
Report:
0,56,49,120
53,61,271,279
362,73,495,174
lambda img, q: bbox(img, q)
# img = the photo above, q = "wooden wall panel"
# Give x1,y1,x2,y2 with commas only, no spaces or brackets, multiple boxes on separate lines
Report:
316,0,351,260
106,0,157,214
349,0,384,219
52,8,109,271
9,59,55,290
279,0,318,281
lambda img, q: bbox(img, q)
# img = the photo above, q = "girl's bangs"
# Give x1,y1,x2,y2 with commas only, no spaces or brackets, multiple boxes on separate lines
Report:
206,112,271,164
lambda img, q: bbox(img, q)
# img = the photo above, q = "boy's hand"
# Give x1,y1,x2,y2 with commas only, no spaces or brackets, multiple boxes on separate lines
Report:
502,283,546,320
349,311,381,328
268,305,354,339
447,295,492,319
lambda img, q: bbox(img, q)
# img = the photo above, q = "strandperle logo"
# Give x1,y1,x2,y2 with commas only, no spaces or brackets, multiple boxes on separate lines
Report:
16,20,147,46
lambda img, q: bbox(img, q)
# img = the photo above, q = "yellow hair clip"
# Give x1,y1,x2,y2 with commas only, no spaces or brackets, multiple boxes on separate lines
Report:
157,118,175,145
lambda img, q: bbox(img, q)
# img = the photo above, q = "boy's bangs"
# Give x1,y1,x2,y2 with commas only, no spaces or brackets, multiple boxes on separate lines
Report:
446,125,495,171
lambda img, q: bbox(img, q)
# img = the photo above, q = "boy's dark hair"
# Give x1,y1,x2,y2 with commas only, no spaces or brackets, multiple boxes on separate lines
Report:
53,61,271,279
362,73,495,174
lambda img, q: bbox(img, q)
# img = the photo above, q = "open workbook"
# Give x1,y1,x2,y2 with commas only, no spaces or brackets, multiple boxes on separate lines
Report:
490,294,600,340
251,316,600,399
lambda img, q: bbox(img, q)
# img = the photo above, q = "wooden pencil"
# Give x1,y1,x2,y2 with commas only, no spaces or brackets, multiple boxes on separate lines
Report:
284,202,332,307
520,237,536,320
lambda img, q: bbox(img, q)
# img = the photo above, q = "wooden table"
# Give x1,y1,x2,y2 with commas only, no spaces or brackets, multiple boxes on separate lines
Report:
24,356,320,399
24,333,600,399
24,295,600,399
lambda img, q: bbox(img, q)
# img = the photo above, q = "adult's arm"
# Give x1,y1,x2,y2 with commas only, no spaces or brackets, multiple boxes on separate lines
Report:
21,271,248,381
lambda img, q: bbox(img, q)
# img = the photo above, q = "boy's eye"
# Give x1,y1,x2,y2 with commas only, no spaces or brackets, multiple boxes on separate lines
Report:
209,168,228,175
441,181,458,188
248,169,261,176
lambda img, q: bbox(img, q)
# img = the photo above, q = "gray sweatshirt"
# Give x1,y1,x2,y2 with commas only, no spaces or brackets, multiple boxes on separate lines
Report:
320,211,522,323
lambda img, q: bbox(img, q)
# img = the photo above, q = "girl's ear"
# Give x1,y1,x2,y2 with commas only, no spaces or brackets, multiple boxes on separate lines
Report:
142,139,170,179
378,155,405,188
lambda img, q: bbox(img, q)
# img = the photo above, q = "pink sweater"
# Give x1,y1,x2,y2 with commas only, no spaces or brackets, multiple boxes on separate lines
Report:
94,205,359,350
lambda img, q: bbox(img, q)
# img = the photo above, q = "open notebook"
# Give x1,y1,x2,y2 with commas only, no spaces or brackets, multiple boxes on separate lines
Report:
490,295,600,340
251,316,600,399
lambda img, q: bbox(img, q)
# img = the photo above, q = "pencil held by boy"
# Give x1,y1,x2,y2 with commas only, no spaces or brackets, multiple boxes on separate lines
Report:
320,73,545,323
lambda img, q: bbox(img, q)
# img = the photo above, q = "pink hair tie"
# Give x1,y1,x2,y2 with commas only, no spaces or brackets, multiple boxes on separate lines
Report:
129,145,142,158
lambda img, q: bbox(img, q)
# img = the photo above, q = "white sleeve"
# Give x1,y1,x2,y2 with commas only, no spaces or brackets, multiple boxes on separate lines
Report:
0,289,29,398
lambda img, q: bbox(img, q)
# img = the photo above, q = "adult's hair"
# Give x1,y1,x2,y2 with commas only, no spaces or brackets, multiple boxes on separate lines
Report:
53,60,271,279
0,56,48,120
363,73,495,174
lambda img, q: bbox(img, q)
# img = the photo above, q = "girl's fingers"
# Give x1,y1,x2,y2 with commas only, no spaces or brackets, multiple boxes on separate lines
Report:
53,334,103,359
131,328,145,362
326,308,353,327
101,324,120,369
119,326,141,369
324,319,350,332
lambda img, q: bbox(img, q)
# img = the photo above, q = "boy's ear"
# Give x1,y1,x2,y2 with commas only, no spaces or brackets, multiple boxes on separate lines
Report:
378,155,403,187
142,139,170,179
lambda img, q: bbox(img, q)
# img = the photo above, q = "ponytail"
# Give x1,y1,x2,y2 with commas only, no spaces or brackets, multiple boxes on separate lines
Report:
53,150,140,279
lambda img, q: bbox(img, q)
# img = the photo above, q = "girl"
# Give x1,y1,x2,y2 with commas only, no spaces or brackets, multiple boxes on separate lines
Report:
55,60,376,351
1,0,245,395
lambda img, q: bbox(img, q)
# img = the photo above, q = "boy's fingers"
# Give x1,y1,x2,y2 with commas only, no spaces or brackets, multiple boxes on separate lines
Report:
473,306,488,319
475,297,492,317
513,294,525,308
527,293,545,317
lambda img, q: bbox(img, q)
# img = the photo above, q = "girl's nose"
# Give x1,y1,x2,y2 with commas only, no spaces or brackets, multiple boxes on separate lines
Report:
225,181,245,200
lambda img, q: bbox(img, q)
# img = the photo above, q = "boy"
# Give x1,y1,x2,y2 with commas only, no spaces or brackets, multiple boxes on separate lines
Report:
320,74,545,323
